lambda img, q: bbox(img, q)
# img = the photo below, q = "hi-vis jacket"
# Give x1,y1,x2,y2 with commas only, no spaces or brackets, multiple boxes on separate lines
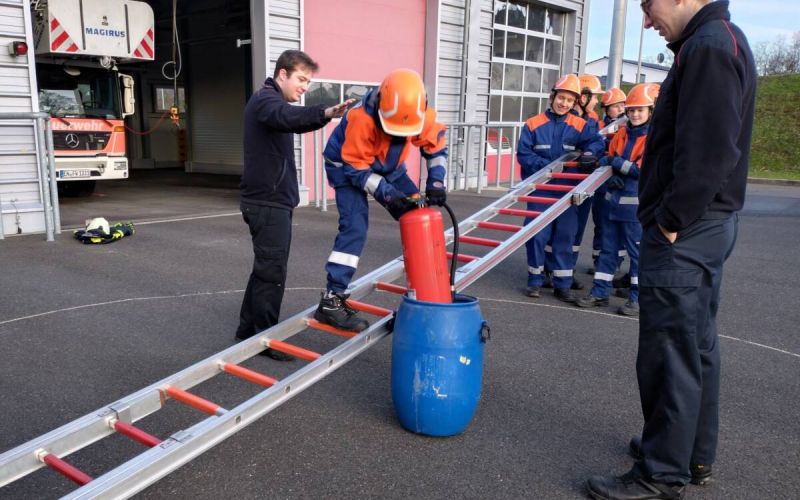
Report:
323,89,448,204
517,109,604,180
599,122,648,222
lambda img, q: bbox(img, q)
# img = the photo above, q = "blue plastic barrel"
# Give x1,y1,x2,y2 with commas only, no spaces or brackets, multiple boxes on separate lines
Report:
391,294,489,436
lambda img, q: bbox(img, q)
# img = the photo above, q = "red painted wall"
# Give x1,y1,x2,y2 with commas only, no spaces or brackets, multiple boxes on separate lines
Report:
301,0,427,202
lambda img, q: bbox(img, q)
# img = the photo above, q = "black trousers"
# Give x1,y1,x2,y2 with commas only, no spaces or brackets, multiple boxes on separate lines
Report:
236,202,293,340
634,213,738,485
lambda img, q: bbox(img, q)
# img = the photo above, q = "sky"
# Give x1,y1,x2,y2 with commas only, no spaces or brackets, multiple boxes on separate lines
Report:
586,0,800,63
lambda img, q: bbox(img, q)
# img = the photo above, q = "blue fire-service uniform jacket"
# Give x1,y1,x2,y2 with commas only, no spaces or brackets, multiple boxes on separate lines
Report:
516,109,604,289
601,122,647,222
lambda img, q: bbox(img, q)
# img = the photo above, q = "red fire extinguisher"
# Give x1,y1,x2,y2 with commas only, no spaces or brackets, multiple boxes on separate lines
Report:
399,207,452,303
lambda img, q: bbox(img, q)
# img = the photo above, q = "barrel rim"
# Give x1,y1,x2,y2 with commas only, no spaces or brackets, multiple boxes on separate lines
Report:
400,293,478,308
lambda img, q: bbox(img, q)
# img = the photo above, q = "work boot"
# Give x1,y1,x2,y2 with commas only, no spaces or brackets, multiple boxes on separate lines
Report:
525,285,541,298
586,471,685,500
576,294,609,308
629,436,713,486
554,287,577,303
618,301,639,317
571,277,585,290
314,291,369,332
542,271,553,289
613,272,631,289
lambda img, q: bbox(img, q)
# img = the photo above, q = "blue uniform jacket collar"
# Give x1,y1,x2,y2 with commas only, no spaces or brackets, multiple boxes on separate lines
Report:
545,109,570,122
627,122,649,138
667,0,731,55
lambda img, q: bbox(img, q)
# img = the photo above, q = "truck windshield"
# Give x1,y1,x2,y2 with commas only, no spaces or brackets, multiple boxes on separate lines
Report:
37,66,121,119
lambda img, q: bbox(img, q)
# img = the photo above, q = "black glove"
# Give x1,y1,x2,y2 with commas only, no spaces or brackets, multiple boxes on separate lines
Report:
386,194,422,221
425,189,446,207
578,151,598,173
607,175,625,191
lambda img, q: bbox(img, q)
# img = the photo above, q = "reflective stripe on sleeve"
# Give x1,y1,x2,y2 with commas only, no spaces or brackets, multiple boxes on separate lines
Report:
619,196,638,205
364,173,382,196
328,251,360,268
630,276,639,285
534,145,551,150
562,145,576,151
620,160,633,175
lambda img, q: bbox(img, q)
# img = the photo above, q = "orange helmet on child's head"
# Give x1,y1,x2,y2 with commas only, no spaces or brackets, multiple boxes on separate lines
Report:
378,69,427,137
552,74,582,98
601,87,627,107
626,83,661,107
578,74,603,95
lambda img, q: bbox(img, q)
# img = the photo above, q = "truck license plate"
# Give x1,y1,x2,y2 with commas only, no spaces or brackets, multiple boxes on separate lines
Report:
59,169,92,179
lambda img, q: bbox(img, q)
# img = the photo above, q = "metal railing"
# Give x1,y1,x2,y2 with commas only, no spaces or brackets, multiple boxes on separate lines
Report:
307,122,526,209
0,112,60,241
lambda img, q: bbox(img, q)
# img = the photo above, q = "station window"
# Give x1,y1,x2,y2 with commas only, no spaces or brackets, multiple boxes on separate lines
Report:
491,1,566,123
154,86,186,113
305,81,378,110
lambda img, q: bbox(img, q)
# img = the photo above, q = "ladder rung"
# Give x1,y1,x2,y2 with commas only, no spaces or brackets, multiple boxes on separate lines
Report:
551,172,588,180
305,319,358,338
112,420,161,448
163,386,226,416
459,235,501,247
478,221,521,233
534,183,573,192
345,299,393,317
40,452,92,485
375,281,408,295
517,195,558,204
498,208,542,218
221,362,278,388
563,161,579,167
267,339,321,362
446,252,477,263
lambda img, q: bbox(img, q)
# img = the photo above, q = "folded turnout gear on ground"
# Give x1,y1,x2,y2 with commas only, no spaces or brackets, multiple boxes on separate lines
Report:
73,217,135,244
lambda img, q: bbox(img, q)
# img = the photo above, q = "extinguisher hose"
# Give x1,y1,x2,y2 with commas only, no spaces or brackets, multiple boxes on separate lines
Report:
442,202,459,299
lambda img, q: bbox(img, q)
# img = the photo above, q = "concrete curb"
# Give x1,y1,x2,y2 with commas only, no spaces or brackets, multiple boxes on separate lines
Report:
748,177,800,187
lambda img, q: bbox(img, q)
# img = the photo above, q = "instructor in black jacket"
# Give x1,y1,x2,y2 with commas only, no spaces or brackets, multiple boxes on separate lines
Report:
237,50,352,360
587,1,756,499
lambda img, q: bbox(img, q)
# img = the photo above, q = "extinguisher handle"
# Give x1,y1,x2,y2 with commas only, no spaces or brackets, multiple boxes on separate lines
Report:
480,321,491,343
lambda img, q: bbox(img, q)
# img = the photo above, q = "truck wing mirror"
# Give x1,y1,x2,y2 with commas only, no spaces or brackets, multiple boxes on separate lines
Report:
119,73,135,117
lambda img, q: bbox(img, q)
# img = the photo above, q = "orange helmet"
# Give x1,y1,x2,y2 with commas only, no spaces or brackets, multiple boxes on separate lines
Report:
601,87,626,107
578,74,603,94
626,83,661,107
378,68,427,137
552,74,581,97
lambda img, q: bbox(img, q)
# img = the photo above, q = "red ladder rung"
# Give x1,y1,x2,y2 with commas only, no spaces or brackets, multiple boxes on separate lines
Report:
40,451,92,486
478,221,521,232
375,282,408,295
459,235,501,247
498,208,542,218
534,183,573,192
551,172,588,180
517,195,557,204
162,386,225,416
563,161,579,167
306,318,358,338
268,339,321,362
113,420,162,448
222,362,278,388
446,252,477,263
345,299,393,317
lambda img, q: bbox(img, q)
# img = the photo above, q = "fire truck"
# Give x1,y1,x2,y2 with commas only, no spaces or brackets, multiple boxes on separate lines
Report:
31,0,154,195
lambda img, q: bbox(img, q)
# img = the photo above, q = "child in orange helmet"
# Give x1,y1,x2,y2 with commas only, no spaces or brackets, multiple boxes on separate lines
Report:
316,68,448,331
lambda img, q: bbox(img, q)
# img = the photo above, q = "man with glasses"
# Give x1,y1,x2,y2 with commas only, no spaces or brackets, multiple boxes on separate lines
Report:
586,1,756,499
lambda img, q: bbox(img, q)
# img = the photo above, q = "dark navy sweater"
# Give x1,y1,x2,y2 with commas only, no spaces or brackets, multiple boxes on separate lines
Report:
240,78,329,209
638,1,756,231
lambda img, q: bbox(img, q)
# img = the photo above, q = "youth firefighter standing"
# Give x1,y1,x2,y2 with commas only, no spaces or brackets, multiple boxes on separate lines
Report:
316,68,448,332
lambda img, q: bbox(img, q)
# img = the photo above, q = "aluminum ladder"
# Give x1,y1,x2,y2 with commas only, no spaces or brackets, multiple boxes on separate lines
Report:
0,153,611,498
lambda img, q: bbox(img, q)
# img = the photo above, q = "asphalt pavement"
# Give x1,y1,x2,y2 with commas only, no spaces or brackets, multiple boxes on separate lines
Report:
0,172,798,499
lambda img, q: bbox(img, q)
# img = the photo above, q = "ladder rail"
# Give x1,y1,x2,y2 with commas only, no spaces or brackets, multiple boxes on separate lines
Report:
0,153,609,496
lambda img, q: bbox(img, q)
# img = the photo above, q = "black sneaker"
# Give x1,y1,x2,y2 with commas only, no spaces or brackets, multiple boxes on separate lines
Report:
542,271,553,289
571,277,585,290
314,292,369,332
525,285,541,298
613,272,631,289
586,471,685,500
618,301,639,317
629,436,712,486
554,287,577,303
576,294,609,308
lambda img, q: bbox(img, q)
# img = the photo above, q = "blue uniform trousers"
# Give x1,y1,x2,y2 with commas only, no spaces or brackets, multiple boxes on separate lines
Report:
325,169,418,293
589,218,641,300
526,202,578,289
633,213,738,485
573,196,592,262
